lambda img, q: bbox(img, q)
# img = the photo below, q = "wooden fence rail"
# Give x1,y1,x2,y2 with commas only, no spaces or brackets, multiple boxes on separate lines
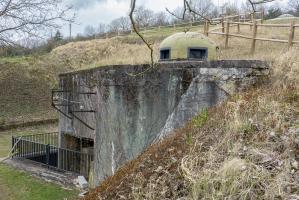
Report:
208,19,298,54
95,11,298,56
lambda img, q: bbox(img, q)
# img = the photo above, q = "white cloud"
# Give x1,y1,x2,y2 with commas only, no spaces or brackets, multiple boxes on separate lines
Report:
61,0,130,36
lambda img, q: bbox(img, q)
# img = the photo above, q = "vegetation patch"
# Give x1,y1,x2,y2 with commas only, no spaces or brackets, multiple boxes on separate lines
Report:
0,164,77,200
191,109,209,128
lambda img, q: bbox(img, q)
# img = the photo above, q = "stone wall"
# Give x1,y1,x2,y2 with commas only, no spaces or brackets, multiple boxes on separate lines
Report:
58,60,269,186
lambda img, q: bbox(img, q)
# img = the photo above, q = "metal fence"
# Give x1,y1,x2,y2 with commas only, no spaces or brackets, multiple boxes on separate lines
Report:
12,133,93,179
18,132,59,146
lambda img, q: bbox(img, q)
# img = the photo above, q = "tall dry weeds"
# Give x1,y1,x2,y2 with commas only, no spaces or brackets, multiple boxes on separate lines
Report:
180,48,299,200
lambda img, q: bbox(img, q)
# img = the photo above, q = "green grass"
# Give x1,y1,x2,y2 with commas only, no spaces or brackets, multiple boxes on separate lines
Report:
191,109,209,128
0,164,77,200
0,58,60,122
0,56,33,64
0,124,78,200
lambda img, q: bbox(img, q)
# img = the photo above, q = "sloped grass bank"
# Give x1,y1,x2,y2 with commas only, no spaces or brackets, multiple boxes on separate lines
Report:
86,48,298,199
0,164,77,200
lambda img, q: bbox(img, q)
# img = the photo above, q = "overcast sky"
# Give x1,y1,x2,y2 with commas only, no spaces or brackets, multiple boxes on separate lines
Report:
60,0,288,37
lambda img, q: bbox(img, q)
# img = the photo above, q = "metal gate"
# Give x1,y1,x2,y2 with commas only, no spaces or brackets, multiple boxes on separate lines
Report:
12,133,93,179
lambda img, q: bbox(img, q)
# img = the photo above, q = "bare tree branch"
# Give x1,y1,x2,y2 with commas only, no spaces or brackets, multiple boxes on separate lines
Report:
130,0,154,67
247,0,275,14
167,0,276,24
0,0,74,46
166,0,220,25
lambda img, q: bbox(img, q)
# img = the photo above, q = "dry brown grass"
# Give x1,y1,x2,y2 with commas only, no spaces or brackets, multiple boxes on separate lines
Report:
50,38,160,69
180,48,299,200
48,21,299,68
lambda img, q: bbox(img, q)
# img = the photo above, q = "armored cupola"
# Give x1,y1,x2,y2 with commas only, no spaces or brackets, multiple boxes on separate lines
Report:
159,32,218,62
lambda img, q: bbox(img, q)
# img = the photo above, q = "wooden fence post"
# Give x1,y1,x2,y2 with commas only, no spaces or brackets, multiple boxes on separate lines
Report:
173,23,176,31
158,26,161,31
222,17,225,35
288,21,295,49
237,23,240,33
261,10,264,24
225,22,230,49
250,20,258,55
206,21,209,36
204,20,209,36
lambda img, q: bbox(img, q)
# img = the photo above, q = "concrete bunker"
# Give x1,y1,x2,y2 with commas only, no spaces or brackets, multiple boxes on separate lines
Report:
54,60,268,187
8,33,269,187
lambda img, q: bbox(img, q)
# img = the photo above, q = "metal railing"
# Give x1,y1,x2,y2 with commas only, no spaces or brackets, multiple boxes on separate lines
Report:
19,132,59,146
12,133,93,179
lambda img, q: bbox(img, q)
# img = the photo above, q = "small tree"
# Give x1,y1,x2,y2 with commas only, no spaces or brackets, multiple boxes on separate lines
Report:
53,30,63,41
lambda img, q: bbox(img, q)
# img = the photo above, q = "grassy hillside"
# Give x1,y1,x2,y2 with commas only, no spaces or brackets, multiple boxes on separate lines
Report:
86,48,299,200
1,19,298,124
0,164,77,200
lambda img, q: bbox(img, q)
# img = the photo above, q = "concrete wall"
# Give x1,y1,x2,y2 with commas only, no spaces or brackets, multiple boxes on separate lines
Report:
58,60,268,186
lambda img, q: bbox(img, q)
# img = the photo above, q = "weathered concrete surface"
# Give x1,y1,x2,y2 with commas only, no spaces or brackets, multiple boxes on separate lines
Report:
58,60,268,186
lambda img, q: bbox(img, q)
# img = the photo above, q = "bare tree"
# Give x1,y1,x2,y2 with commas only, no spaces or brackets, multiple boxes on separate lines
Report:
169,7,192,23
154,12,169,26
134,6,155,28
167,0,275,24
0,0,73,46
189,0,217,20
84,25,96,37
289,0,299,16
247,0,275,14
109,17,131,32
97,23,107,35
129,0,154,67
223,3,239,16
